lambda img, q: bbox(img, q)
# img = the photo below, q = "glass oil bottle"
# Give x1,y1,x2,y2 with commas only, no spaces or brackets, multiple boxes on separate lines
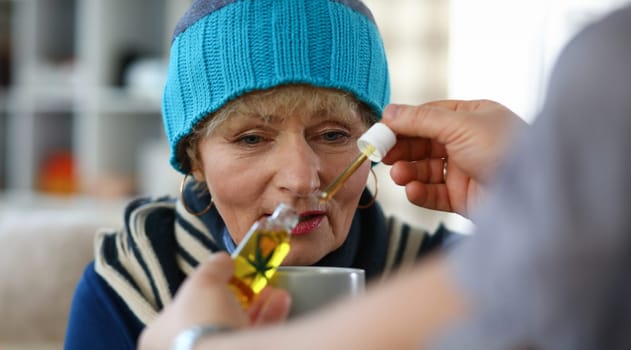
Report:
229,203,299,308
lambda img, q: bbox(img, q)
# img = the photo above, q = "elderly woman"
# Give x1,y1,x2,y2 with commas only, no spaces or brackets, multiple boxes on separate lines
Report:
64,0,457,348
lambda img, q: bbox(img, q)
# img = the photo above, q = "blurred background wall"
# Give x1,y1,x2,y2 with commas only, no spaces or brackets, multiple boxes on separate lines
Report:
369,0,631,232
1,0,630,226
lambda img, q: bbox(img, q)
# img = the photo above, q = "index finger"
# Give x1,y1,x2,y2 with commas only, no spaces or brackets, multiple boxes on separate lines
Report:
381,102,466,143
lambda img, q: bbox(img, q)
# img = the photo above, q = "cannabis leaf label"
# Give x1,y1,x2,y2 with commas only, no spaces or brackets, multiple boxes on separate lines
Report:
243,232,277,282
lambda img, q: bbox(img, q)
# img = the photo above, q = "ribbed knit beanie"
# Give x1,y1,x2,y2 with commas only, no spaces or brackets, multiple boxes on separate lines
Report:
163,0,391,173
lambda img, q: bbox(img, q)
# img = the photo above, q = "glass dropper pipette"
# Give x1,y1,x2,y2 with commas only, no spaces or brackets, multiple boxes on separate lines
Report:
319,123,396,204
319,145,376,203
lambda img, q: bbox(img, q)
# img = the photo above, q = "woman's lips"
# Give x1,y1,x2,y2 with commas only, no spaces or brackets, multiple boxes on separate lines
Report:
291,211,325,235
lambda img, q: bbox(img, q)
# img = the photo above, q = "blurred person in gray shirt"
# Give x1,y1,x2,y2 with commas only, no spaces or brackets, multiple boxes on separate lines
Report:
138,5,631,350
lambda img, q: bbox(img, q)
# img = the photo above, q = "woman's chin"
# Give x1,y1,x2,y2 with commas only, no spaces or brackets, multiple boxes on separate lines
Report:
282,249,324,266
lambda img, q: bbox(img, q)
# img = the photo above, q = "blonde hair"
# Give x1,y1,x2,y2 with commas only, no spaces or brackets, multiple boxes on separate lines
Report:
180,84,376,173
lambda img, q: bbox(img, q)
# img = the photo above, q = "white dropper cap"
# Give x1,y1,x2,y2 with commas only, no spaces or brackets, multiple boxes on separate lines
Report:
357,123,396,162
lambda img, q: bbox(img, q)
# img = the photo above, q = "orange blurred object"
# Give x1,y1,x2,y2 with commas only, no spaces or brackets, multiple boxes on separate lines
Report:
37,151,77,194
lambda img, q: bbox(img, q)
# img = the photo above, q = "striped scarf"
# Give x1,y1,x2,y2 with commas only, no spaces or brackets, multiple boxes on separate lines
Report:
94,187,435,325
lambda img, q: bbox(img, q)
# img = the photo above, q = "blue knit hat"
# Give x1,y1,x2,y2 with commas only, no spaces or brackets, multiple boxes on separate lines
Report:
163,0,391,173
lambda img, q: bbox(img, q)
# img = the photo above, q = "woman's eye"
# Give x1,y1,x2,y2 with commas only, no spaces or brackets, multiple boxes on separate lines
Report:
237,134,263,145
322,130,350,142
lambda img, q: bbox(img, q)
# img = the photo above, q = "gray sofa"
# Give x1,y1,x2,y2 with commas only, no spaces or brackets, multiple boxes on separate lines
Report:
0,196,123,350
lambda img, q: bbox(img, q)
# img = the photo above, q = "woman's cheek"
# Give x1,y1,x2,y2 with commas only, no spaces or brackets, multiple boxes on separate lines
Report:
339,165,370,200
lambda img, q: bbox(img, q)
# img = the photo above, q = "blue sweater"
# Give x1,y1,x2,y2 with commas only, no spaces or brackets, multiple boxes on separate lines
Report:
64,261,143,349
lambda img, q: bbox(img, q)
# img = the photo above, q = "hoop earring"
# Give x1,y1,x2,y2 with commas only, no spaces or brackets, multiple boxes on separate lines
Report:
358,167,378,209
179,173,213,216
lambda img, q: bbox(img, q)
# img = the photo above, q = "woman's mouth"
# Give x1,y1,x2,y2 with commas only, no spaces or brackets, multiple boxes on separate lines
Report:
291,211,325,235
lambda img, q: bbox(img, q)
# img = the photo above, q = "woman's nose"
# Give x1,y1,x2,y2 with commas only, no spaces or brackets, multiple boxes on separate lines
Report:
275,140,320,197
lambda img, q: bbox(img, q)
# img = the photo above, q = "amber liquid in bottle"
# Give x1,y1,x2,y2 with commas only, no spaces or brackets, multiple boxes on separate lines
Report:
229,203,298,308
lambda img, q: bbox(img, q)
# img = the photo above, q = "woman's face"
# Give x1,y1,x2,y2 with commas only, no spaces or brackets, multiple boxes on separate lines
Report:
192,89,371,265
